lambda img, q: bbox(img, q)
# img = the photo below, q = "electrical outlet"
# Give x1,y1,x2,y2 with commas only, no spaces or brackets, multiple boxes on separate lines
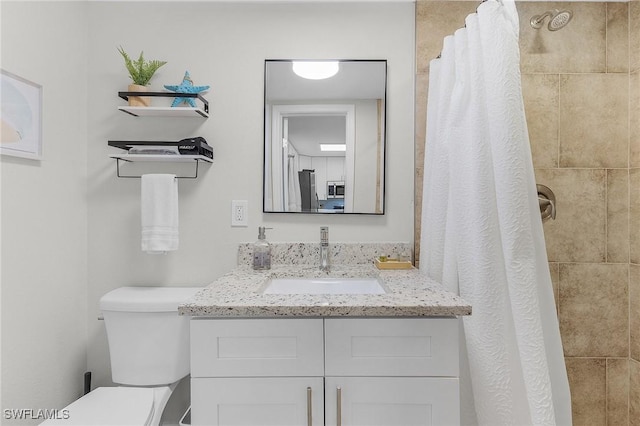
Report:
231,200,248,227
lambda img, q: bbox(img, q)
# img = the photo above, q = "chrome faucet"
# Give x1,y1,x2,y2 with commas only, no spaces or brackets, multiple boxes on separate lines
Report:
320,226,330,271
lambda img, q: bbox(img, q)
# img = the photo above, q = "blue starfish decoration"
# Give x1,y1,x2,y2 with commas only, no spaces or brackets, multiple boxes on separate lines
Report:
164,71,210,108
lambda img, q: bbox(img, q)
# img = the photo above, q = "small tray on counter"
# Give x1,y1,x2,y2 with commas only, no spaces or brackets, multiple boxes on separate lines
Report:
374,258,414,270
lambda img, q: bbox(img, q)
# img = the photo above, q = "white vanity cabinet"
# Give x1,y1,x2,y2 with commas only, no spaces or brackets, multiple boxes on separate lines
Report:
190,317,460,426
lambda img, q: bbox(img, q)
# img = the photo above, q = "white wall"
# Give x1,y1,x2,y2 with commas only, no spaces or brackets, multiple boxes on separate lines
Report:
1,1,89,423
0,0,414,419
86,0,415,389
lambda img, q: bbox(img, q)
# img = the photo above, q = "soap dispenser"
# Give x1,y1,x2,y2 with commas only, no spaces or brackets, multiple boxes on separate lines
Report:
252,226,272,270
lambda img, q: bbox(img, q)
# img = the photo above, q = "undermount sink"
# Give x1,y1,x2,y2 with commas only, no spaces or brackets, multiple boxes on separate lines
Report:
263,277,386,295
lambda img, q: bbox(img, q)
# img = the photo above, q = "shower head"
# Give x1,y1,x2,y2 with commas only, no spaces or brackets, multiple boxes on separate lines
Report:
548,10,572,31
530,9,573,31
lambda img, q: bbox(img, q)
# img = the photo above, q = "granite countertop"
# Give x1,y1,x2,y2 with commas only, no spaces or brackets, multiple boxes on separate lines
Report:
178,263,472,318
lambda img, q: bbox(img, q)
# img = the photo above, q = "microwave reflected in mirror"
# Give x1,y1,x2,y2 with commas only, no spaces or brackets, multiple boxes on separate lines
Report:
263,59,387,214
327,181,345,202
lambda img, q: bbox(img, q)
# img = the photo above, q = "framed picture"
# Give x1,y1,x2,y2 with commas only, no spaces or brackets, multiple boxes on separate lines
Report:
1,69,42,160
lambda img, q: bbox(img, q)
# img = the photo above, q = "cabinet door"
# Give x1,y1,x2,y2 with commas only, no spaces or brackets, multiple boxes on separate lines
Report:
325,318,458,377
326,157,346,181
191,377,324,426
325,377,459,426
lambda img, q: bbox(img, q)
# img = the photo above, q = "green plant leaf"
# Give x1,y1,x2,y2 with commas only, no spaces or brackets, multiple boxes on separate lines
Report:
117,46,167,86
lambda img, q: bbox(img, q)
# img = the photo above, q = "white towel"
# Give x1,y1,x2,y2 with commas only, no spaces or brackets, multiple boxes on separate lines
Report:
141,174,178,254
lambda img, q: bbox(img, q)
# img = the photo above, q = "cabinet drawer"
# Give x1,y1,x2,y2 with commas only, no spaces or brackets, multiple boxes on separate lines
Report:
325,318,458,377
191,318,324,377
191,377,324,426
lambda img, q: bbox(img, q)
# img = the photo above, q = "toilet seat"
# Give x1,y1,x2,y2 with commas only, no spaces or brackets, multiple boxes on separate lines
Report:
41,387,155,425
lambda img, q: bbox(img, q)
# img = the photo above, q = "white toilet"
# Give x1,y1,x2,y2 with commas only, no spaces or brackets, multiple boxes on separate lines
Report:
42,286,201,426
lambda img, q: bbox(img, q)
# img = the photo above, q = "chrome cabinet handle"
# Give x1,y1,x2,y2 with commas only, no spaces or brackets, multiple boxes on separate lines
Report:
307,387,312,426
337,387,342,426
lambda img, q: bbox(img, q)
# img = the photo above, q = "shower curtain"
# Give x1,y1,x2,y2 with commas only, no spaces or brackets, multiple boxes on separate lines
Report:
287,144,302,212
419,1,572,425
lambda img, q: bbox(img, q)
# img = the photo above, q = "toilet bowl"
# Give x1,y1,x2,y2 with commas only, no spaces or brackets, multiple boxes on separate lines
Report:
41,286,201,426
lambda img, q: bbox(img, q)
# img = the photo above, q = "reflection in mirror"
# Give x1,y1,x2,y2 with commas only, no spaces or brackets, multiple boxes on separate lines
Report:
263,60,387,214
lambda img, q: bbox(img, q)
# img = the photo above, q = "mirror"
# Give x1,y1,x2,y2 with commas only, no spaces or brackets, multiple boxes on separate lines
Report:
263,59,387,214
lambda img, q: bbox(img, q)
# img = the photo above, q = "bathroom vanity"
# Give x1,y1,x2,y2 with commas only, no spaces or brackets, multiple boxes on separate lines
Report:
179,243,471,426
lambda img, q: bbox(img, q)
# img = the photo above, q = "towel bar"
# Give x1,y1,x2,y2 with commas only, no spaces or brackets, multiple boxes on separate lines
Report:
110,154,212,179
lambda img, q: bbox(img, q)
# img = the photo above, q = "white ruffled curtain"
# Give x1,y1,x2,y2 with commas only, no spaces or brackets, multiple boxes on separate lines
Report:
419,1,572,425
287,144,302,212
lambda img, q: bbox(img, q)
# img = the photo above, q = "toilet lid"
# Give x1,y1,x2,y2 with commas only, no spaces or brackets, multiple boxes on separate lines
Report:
41,387,154,425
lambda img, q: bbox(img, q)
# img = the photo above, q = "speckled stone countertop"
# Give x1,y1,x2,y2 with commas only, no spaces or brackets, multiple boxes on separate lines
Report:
178,243,471,318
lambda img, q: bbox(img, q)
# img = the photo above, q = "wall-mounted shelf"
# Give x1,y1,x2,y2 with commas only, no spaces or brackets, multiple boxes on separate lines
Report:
117,91,209,118
108,140,213,179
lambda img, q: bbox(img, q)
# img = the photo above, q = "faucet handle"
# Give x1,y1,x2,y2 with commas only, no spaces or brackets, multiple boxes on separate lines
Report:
320,226,329,245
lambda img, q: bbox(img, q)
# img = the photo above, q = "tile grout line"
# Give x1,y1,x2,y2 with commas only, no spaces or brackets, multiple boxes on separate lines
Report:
606,170,609,264
627,4,632,425
557,72,561,169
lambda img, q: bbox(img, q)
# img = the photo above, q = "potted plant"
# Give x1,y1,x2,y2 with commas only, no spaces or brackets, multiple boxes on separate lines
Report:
117,46,167,107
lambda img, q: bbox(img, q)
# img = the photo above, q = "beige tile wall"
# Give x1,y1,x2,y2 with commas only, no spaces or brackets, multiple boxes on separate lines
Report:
629,359,640,426
623,9,636,419
607,358,630,426
415,1,636,424
632,357,640,426
565,357,607,425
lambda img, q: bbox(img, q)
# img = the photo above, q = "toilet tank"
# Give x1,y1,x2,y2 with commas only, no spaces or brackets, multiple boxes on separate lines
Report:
99,286,201,386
